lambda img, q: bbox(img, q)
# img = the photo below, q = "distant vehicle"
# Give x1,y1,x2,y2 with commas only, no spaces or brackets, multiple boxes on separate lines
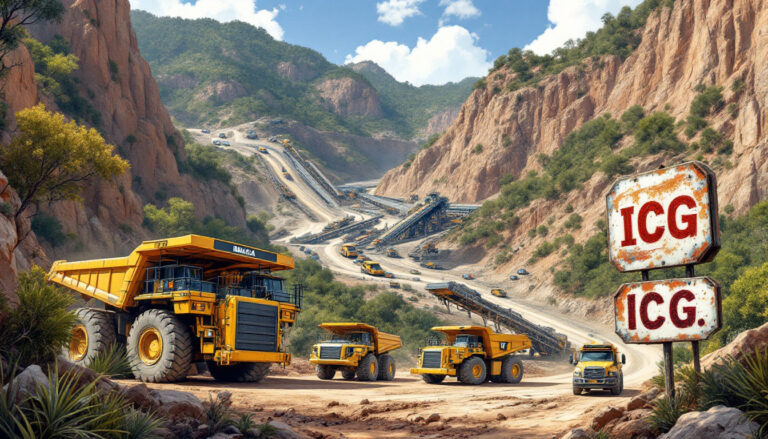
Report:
355,256,366,264
258,147,268,154
245,130,258,139
340,244,359,258
517,269,529,275
218,133,227,139
422,262,442,270
409,269,421,275
409,194,418,202
490,288,508,298
462,274,474,280
304,248,312,255
282,172,293,181
389,281,401,289
509,275,519,281
384,272,394,279
268,136,277,142
212,140,221,145
412,277,420,281
201,129,210,134
222,141,230,146
299,246,305,252
361,261,385,277
311,254,319,261
386,248,400,258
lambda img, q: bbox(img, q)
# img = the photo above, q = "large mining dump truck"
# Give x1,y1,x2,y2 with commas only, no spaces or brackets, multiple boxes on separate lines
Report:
48,234,302,383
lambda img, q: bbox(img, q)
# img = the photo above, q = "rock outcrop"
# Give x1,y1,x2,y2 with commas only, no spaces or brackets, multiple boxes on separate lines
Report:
702,321,768,369
660,406,758,439
3,0,248,260
316,76,383,118
377,0,768,212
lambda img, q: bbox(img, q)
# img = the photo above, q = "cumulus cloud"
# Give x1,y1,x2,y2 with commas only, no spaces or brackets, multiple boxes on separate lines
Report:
525,0,643,55
376,0,425,26
131,0,284,41
345,25,491,86
440,0,480,19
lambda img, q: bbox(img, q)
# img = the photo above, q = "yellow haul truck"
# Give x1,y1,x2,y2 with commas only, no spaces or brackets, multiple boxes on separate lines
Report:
339,244,358,258
48,235,303,383
360,260,385,276
411,326,531,385
570,343,626,395
309,323,402,381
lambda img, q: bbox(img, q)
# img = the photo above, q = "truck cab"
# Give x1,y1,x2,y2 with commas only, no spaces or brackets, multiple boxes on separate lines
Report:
411,326,531,385
340,244,358,258
571,343,625,395
490,288,507,298
361,260,385,276
309,323,401,381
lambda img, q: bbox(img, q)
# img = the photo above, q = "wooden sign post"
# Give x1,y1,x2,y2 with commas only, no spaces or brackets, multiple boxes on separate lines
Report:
606,162,721,399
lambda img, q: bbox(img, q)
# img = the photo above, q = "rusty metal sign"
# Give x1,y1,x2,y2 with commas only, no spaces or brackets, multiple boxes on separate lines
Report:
606,161,720,272
614,277,721,344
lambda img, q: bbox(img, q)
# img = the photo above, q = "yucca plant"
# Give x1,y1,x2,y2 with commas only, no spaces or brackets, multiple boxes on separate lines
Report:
88,344,133,378
123,407,164,439
236,413,258,435
648,390,692,434
21,367,127,438
204,393,234,434
719,348,768,436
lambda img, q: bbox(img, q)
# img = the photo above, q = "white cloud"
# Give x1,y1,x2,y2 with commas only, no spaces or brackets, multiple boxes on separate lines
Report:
376,0,424,26
131,0,284,41
345,25,491,86
525,0,643,55
440,0,480,19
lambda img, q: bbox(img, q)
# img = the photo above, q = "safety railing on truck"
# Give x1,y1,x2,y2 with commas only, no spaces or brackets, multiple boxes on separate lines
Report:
425,282,569,356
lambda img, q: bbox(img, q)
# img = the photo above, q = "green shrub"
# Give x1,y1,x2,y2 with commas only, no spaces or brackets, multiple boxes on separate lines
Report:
536,225,548,236
87,344,132,378
124,408,164,439
690,86,724,118
533,241,554,259
0,267,75,367
183,143,232,184
648,392,691,433
633,112,685,154
564,213,583,230
731,78,745,93
31,213,68,247
472,143,483,154
204,393,234,434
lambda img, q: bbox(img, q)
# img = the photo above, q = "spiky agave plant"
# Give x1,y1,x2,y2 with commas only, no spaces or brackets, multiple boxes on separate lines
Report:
719,348,768,436
123,407,164,439
648,390,692,434
87,344,133,378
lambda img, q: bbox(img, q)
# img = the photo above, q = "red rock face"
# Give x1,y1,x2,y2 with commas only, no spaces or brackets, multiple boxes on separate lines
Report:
316,77,383,118
376,0,768,215
1,0,248,259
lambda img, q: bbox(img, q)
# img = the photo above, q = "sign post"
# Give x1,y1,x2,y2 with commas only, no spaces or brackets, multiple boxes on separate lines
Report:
607,162,721,399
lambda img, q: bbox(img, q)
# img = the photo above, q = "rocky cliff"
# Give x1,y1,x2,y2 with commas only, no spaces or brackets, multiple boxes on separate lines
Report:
316,77,383,118
377,0,768,212
8,0,247,259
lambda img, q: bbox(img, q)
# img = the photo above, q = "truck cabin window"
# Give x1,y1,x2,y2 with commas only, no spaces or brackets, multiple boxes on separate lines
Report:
580,351,614,362
369,263,382,271
453,334,481,348
329,332,371,345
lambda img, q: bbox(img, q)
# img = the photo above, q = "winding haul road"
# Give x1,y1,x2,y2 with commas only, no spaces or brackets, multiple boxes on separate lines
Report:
178,125,663,437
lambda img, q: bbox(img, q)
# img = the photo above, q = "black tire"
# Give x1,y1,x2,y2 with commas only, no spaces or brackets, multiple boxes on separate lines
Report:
377,354,395,381
341,369,356,380
501,356,524,384
127,309,192,383
208,362,271,383
458,356,486,385
356,353,379,381
610,374,623,395
64,308,116,366
573,386,582,395
316,364,336,380
422,374,445,384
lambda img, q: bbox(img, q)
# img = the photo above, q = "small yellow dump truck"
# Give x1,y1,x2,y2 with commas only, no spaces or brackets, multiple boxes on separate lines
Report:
360,260,385,276
48,235,302,383
339,244,358,258
411,326,531,385
571,343,626,395
309,323,402,381
490,288,507,298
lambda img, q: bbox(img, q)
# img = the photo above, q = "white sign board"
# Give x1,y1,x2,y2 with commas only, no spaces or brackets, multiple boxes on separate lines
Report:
606,161,720,272
614,277,721,344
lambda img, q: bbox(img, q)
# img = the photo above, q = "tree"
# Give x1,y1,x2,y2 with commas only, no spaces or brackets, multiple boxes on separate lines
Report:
0,0,65,79
0,104,129,241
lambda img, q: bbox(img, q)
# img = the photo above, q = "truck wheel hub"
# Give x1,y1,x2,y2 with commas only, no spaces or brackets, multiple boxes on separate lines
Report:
69,325,88,361
511,364,521,377
370,362,376,374
138,328,163,365
472,364,482,378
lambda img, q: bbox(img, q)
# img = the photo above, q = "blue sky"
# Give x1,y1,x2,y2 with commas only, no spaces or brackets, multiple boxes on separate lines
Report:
130,0,643,86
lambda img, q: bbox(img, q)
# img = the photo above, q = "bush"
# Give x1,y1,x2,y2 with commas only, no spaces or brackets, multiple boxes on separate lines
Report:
88,344,132,378
472,143,483,154
536,225,549,237
564,213,583,230
183,143,232,184
648,392,691,433
633,112,685,154
533,241,555,259
31,213,68,247
0,267,75,367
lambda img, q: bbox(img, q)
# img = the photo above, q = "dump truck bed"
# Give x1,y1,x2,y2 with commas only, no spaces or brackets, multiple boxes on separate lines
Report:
48,235,294,310
318,322,402,354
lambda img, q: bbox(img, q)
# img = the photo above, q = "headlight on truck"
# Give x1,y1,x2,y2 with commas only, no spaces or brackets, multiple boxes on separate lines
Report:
573,370,582,377
346,347,355,357
312,346,318,357
608,371,617,377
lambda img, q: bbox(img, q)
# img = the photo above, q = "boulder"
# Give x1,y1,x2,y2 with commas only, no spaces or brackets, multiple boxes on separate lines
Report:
591,406,625,431
702,322,768,370
149,389,204,420
609,409,655,439
660,405,758,439
425,413,441,423
123,383,157,411
627,388,660,411
560,428,589,439
267,420,306,439
57,358,120,393
3,364,48,403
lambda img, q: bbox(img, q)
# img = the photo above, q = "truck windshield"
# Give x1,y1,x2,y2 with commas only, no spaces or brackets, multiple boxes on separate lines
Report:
328,332,370,345
453,335,480,348
581,351,614,362
346,246,356,251
368,263,382,270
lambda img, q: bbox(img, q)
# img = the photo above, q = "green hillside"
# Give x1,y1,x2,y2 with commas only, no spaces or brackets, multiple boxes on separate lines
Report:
130,10,474,138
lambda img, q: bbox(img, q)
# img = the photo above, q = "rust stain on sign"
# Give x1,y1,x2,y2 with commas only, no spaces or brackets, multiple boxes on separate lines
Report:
614,277,722,344
606,161,720,272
